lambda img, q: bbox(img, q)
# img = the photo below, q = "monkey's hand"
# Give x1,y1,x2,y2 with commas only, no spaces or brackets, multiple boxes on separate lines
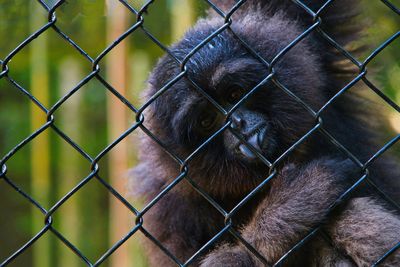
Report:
201,158,360,266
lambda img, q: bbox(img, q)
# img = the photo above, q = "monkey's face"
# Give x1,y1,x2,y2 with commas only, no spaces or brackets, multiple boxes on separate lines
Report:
143,15,326,194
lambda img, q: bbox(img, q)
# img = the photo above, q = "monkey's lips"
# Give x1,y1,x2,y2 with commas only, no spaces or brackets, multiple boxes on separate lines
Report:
236,127,267,161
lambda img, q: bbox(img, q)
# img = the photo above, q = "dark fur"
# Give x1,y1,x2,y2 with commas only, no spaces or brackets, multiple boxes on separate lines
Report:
133,1,400,266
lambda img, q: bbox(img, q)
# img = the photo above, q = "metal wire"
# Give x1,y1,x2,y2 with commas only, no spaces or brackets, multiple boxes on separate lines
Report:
0,0,399,266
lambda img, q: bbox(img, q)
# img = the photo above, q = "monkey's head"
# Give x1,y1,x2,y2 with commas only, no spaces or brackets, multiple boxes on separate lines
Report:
142,13,330,196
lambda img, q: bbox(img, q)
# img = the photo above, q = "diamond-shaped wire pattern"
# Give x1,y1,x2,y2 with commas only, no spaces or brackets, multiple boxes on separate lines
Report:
0,0,399,266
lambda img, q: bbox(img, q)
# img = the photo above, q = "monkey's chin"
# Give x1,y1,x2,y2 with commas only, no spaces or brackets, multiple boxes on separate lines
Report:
238,143,258,160
235,132,266,162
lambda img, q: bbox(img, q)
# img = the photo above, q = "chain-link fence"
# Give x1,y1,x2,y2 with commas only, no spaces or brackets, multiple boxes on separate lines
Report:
0,0,399,266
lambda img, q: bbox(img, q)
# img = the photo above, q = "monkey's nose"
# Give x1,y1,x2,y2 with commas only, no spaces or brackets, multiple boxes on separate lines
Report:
230,113,244,130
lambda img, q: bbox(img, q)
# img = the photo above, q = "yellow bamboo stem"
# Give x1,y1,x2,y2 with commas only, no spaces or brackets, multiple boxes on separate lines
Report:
171,0,194,41
128,51,150,267
30,2,50,267
105,1,132,266
58,58,81,267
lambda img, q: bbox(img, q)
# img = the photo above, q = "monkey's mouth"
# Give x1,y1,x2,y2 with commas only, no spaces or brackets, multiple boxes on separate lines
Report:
235,127,267,161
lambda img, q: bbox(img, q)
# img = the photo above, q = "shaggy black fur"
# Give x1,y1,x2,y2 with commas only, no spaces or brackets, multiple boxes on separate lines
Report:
133,1,400,266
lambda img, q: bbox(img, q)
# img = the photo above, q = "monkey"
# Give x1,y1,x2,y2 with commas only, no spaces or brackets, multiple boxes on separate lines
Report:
132,0,400,266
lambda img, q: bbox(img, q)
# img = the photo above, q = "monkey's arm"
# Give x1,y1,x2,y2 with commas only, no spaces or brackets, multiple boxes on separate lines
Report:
324,197,400,266
201,158,356,266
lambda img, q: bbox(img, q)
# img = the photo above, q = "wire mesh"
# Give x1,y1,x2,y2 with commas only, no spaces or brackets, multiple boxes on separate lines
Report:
0,0,399,266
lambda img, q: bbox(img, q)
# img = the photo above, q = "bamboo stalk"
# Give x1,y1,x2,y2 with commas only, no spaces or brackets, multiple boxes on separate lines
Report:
58,58,81,267
171,0,194,41
30,2,50,267
105,1,132,266
128,51,150,267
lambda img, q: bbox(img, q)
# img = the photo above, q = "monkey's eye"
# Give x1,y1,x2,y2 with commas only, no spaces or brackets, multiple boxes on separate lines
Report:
198,112,217,130
228,88,243,103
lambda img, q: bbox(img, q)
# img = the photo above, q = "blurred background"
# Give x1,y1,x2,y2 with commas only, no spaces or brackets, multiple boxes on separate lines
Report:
0,0,398,266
